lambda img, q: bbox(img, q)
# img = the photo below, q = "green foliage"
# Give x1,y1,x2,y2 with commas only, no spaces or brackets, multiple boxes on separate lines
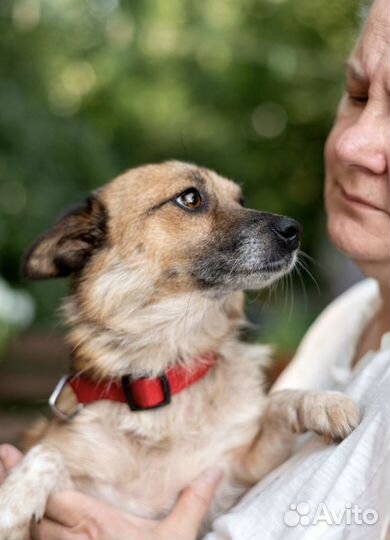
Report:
0,0,360,343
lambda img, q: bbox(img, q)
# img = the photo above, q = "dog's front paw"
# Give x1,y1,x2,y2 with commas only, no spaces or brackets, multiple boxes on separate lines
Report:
0,524,31,540
0,477,45,540
0,444,68,540
299,390,360,442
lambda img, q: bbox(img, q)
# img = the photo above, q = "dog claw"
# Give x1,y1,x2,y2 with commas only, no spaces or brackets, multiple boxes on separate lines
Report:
299,391,360,442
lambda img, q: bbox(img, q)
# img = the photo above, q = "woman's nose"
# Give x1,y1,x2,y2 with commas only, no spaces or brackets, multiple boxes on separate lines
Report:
335,108,387,175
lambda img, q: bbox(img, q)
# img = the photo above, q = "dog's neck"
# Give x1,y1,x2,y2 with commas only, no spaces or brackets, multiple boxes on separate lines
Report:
63,278,246,380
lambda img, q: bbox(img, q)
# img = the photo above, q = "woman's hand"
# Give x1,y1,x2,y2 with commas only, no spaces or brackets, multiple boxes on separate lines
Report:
0,443,23,483
31,467,222,540
0,444,222,540
0,443,221,540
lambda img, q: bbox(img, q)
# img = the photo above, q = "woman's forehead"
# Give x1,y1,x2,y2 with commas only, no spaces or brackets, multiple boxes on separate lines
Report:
350,0,389,82
358,0,388,52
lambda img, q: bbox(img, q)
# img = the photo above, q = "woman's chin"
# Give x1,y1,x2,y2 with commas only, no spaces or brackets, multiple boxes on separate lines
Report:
327,214,390,264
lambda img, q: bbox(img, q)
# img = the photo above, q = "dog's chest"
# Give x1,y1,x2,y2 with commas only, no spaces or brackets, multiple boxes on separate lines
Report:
67,370,263,518
43,353,267,519
73,407,259,519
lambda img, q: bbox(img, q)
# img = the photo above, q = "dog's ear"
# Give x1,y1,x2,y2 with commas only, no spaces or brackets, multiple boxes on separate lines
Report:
22,195,108,280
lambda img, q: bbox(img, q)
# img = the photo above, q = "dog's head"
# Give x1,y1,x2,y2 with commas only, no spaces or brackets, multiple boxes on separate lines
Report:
23,161,301,297
23,161,302,373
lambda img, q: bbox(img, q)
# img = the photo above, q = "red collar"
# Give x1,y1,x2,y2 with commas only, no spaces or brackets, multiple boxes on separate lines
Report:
50,351,218,418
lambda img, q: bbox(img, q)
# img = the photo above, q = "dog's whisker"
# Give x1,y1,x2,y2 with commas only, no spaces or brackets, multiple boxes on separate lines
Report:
293,261,308,312
281,274,288,312
288,270,294,323
298,249,324,270
182,288,195,339
296,254,321,294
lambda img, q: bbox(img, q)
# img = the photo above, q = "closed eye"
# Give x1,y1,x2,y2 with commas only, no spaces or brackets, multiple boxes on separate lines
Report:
347,92,368,105
345,73,368,107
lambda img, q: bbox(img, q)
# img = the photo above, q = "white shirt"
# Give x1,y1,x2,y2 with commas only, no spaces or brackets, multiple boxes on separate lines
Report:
204,279,390,540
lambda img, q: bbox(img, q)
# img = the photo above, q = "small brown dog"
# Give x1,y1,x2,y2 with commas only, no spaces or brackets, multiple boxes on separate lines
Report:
0,161,359,539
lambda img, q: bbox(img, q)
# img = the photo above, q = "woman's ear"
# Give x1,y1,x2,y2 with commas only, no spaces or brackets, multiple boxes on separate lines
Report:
22,195,108,280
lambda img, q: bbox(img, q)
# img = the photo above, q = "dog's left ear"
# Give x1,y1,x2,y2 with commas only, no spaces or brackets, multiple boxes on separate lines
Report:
22,195,108,280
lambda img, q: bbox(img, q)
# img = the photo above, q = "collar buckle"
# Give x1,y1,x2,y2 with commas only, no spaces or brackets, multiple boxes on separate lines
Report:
49,375,84,421
121,374,172,412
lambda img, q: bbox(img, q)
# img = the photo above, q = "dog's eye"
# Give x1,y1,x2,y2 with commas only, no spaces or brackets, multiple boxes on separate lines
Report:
175,188,203,210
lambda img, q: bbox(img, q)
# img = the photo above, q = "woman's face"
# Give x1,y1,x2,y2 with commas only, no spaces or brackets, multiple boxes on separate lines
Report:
324,0,390,276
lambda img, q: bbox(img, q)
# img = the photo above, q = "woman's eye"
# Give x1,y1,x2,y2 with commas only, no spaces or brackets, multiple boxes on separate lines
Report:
345,77,369,107
347,93,368,105
175,188,203,210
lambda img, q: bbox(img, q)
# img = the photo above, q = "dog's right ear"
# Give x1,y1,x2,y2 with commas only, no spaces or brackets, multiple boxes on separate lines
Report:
22,195,108,280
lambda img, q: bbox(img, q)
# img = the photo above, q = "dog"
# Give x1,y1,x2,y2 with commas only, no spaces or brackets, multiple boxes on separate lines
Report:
0,161,360,539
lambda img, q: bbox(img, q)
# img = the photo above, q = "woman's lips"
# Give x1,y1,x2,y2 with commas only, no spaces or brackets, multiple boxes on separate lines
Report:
337,182,389,215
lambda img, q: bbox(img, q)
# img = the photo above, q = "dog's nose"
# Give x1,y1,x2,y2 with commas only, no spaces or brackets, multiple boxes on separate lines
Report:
271,217,302,251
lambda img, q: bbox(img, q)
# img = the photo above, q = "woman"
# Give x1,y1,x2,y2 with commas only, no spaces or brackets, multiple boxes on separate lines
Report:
1,0,389,537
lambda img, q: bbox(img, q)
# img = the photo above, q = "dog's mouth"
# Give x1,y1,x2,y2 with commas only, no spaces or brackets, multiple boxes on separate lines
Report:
229,252,297,291
248,253,296,274
192,248,298,292
226,253,295,276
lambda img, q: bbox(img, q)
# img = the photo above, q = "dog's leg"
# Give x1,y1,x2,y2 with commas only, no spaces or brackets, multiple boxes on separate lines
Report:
0,443,71,540
235,389,360,485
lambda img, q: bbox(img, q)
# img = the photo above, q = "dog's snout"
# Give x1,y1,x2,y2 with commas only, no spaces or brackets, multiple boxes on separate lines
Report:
271,217,302,251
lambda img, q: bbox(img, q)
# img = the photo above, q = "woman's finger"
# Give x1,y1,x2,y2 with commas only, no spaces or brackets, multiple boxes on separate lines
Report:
0,444,23,471
0,444,23,483
35,494,155,540
44,490,156,529
162,467,222,538
31,518,82,540
43,491,99,527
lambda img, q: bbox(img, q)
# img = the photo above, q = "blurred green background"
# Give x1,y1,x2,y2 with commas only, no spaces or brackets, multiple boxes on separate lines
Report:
0,0,364,363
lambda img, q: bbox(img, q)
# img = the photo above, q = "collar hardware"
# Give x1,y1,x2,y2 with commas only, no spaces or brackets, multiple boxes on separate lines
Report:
49,374,84,421
121,373,172,411
48,351,218,420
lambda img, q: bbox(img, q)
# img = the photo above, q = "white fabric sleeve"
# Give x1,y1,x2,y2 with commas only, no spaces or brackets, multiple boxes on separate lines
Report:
272,279,379,392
